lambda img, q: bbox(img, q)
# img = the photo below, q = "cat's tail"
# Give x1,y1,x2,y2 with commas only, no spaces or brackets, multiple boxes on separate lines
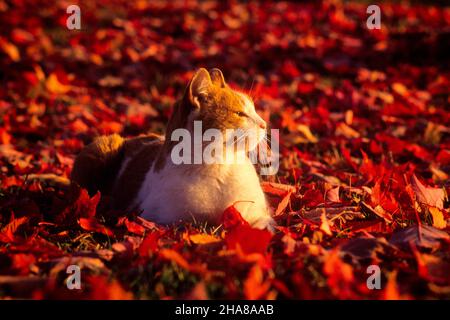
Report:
71,134,125,195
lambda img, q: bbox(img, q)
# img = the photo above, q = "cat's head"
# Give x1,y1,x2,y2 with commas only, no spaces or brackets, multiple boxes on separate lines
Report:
166,68,267,152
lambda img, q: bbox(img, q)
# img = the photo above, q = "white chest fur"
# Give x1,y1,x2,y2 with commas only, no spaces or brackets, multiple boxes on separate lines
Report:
133,158,273,229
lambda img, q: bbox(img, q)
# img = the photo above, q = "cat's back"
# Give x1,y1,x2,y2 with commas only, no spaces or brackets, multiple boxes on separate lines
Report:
71,133,164,209
110,134,164,210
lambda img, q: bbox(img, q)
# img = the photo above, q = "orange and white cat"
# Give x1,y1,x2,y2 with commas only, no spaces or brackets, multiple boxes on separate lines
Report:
71,68,274,230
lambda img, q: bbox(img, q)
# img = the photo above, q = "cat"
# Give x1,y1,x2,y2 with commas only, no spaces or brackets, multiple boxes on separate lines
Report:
71,68,274,230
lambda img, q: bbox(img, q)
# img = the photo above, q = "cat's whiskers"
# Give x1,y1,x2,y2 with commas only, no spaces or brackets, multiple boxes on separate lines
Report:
248,77,255,100
258,135,273,166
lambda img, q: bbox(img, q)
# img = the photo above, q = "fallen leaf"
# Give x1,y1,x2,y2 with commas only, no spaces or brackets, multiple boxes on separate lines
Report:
0,38,20,62
274,191,292,216
46,73,71,94
320,211,333,236
0,217,29,243
243,264,271,299
390,225,449,251
123,218,146,236
137,232,160,258
87,275,133,300
261,182,296,197
78,218,114,237
428,207,446,229
325,186,340,203
382,271,402,300
411,174,445,209
225,225,272,255
159,249,207,274
296,124,318,143
189,233,221,245
221,204,250,229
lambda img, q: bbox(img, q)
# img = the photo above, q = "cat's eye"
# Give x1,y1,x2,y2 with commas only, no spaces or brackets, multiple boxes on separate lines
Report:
198,93,208,102
235,111,248,117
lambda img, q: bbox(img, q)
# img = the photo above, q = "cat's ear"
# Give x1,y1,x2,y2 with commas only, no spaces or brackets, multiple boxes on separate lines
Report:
188,68,212,109
209,68,226,88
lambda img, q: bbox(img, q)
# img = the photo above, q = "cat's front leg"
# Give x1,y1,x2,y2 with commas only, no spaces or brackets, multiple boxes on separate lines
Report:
233,201,275,232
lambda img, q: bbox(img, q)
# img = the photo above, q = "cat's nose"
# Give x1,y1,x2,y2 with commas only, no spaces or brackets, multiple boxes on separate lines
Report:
256,118,267,129
252,111,267,129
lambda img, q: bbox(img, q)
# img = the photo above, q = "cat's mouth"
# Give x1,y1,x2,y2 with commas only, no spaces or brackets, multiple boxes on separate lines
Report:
168,120,278,173
222,126,267,153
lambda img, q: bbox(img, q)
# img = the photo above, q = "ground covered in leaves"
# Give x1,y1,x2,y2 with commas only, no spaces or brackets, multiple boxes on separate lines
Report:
0,0,449,299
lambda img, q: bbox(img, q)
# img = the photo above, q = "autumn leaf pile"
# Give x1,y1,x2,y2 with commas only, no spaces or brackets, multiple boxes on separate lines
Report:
0,0,449,299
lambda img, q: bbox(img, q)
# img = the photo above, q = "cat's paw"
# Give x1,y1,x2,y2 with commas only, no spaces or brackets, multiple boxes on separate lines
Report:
250,215,276,233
